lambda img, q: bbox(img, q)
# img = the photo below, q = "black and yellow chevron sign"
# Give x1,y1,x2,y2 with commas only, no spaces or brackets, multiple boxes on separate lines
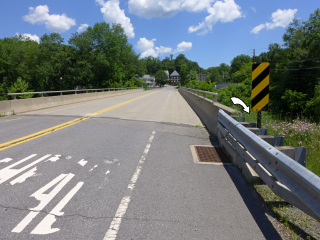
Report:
251,62,269,112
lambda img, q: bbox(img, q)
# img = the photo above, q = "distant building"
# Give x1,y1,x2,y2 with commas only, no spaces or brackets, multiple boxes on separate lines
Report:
140,75,155,87
169,70,180,84
197,72,209,82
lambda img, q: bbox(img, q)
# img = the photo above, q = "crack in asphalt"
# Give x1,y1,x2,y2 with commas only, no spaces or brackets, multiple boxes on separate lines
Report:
0,204,259,231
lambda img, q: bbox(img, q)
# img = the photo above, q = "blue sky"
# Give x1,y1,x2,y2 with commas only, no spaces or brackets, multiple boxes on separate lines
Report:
0,0,318,69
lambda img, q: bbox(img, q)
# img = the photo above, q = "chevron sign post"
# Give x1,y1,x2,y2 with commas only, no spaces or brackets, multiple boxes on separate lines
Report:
251,62,270,128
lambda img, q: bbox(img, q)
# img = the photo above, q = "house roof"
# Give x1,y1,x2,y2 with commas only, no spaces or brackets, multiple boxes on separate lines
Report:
142,75,150,79
170,70,179,77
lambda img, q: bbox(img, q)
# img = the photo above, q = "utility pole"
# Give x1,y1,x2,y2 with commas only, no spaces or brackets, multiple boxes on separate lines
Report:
253,49,262,128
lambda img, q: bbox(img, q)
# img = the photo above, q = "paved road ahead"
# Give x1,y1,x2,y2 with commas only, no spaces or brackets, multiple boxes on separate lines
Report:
0,86,281,240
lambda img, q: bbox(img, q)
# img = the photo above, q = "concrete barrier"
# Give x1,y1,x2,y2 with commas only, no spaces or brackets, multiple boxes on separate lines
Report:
0,89,143,115
179,88,237,136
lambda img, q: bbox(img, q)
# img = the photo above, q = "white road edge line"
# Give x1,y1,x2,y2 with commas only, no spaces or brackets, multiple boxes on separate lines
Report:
103,131,156,240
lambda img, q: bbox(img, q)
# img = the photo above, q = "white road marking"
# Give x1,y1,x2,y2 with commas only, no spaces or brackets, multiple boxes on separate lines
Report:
0,154,50,185
106,170,110,175
12,173,74,233
0,158,12,163
89,165,98,172
10,167,38,185
31,182,84,235
103,131,156,240
66,156,72,160
78,159,88,166
45,155,61,162
104,159,118,164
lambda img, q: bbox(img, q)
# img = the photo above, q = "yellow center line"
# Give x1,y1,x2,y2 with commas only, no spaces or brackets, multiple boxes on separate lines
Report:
0,90,160,151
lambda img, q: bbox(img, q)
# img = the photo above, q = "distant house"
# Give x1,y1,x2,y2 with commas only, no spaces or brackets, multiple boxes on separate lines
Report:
140,75,155,87
169,70,180,84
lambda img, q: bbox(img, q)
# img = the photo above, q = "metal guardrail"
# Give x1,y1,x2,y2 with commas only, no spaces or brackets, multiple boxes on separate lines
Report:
217,109,320,221
7,87,142,100
181,87,218,103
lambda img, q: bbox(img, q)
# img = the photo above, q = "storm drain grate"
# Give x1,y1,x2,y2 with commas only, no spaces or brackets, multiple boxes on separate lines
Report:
195,146,232,164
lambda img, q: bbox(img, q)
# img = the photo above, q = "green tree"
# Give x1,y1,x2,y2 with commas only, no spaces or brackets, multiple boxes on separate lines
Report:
231,61,252,83
180,64,189,86
155,70,168,87
207,67,221,83
7,77,33,99
230,54,252,76
190,70,198,81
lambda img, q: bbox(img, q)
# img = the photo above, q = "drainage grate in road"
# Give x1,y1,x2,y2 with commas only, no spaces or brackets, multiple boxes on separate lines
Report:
194,146,232,164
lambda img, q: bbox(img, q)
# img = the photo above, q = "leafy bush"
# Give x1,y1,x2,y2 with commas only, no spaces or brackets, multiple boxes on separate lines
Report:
7,77,33,99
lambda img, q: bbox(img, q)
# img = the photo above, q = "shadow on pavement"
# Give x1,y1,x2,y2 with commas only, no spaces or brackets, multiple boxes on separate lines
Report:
223,165,282,240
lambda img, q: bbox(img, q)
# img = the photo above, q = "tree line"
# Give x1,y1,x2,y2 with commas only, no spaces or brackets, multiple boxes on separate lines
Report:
1,8,320,122
0,21,204,100
186,9,320,122
0,23,147,100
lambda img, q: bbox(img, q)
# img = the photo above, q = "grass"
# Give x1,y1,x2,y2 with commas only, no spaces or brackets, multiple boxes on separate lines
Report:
234,110,320,177
254,184,320,239
188,87,320,238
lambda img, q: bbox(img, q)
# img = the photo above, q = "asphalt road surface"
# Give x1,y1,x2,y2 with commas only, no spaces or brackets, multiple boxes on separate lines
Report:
0,86,281,240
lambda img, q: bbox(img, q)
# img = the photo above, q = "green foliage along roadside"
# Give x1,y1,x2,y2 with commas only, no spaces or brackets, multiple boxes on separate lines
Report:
0,23,146,98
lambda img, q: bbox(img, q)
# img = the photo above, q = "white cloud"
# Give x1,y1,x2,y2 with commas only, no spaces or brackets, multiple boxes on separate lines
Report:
16,33,40,43
174,41,192,53
188,0,242,35
251,23,265,34
77,24,89,33
96,0,135,38
136,38,193,58
251,7,256,13
136,38,172,58
128,0,213,19
251,9,297,34
23,5,76,33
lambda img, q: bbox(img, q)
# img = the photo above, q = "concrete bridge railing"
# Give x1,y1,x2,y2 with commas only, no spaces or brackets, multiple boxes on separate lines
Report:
0,87,143,116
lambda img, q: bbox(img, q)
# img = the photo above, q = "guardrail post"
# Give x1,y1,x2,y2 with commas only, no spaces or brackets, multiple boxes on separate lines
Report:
213,95,217,103
41,93,44,97
13,95,16,100
204,93,207,98
60,92,62,96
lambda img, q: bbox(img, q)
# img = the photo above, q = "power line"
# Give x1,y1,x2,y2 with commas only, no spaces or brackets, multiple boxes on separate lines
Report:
270,66,320,71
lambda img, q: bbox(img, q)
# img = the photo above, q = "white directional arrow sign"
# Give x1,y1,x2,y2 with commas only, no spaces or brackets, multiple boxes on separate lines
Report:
230,97,250,113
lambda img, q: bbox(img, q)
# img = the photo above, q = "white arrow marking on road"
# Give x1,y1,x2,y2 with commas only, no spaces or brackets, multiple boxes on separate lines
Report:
12,173,74,233
0,154,50,185
31,181,84,235
10,167,38,185
45,155,62,162
230,97,250,113
0,158,12,163
78,159,88,166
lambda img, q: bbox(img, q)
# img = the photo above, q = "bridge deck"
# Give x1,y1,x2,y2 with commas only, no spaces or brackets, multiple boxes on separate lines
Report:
0,86,280,239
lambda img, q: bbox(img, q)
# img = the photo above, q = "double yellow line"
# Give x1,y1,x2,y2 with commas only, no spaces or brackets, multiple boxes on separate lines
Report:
0,91,159,151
